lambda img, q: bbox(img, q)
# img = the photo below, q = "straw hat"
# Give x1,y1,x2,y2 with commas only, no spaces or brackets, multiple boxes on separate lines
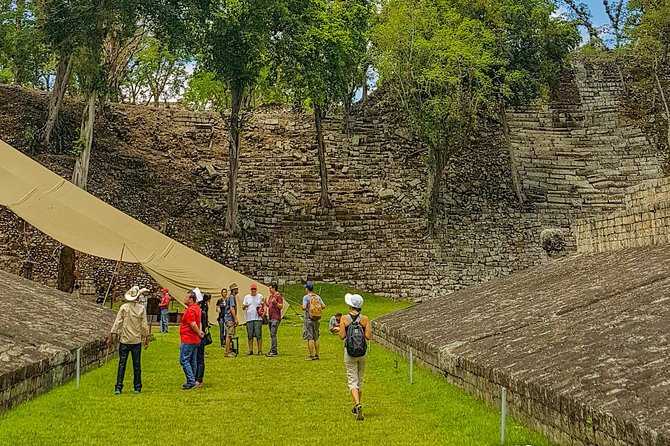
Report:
125,286,149,302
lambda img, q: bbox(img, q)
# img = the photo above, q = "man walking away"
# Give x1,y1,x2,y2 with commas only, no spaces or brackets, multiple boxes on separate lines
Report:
242,284,264,355
216,288,228,346
109,286,150,395
266,282,284,357
179,291,204,390
159,288,171,334
224,283,240,358
339,293,372,421
302,282,325,360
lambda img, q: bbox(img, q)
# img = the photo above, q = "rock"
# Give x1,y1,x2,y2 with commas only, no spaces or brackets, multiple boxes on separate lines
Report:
283,191,299,206
205,163,217,178
379,188,395,199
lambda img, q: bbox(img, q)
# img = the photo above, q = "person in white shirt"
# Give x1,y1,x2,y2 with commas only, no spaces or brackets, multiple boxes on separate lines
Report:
242,284,265,355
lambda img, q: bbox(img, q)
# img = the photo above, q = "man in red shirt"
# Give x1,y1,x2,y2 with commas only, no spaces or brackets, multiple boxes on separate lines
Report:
179,291,204,390
159,288,171,333
266,282,284,357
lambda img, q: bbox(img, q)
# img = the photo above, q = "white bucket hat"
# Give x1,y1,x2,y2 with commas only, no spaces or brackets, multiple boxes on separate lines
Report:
124,286,149,301
345,293,364,309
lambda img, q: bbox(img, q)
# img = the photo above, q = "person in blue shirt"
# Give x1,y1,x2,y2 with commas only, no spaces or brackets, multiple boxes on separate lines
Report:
224,283,240,357
301,282,325,360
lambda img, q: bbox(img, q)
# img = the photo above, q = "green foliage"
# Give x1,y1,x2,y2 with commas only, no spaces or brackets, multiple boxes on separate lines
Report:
0,283,552,446
123,35,188,105
182,68,229,110
199,0,275,95
628,0,670,63
0,0,53,88
277,0,372,112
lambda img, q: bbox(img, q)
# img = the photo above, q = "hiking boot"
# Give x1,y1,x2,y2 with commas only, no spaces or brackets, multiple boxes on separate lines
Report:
356,404,364,421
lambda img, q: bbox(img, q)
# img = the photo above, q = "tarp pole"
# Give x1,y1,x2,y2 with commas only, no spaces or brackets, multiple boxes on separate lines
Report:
102,244,125,308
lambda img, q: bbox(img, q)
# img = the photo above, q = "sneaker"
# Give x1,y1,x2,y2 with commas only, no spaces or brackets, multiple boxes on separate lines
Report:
182,384,195,390
225,353,235,358
133,390,141,394
257,351,263,356
314,355,320,360
114,389,121,395
356,404,364,421
351,406,357,416
247,351,254,356
266,352,277,357
306,356,315,361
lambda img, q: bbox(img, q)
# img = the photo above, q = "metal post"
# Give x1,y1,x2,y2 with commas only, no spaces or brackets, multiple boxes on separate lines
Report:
409,347,414,385
500,387,507,444
76,348,81,388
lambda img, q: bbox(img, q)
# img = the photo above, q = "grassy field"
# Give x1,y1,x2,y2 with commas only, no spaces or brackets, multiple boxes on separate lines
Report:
0,284,552,446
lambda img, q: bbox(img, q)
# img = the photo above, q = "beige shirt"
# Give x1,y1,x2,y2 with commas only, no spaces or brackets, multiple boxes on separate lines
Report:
110,302,149,344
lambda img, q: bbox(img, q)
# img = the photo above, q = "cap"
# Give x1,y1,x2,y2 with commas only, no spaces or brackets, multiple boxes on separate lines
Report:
250,283,257,290
160,288,169,293
305,282,314,291
229,283,238,290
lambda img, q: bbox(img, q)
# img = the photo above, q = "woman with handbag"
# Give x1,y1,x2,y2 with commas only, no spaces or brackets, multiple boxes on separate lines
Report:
195,292,212,387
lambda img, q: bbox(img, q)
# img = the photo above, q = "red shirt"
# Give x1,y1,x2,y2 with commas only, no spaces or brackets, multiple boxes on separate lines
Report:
180,304,202,344
268,293,283,321
159,293,170,309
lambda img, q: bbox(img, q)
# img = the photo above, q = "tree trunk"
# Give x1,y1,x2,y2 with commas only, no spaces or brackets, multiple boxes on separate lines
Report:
499,100,525,206
426,145,445,236
225,83,243,235
314,104,332,209
72,90,97,190
57,245,76,292
12,0,25,85
42,54,73,148
654,71,670,150
59,89,97,291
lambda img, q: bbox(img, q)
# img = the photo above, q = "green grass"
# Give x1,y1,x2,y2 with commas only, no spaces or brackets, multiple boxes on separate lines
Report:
0,284,552,446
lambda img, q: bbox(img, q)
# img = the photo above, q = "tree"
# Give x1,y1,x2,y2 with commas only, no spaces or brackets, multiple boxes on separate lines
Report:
182,68,229,110
124,35,188,106
195,0,276,234
628,0,670,150
277,0,372,208
374,0,579,233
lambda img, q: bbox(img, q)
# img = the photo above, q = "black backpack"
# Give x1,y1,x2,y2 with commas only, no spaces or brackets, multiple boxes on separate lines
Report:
345,313,367,357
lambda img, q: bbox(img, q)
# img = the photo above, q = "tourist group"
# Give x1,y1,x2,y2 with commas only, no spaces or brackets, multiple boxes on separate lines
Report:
107,282,372,420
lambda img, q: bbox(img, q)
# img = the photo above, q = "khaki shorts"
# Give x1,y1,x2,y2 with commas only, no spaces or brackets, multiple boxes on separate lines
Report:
246,320,263,340
344,350,366,391
303,319,320,340
226,321,236,338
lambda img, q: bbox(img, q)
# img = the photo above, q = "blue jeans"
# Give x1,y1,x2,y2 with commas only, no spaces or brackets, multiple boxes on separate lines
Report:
116,343,141,392
179,342,199,386
218,320,226,346
160,309,169,333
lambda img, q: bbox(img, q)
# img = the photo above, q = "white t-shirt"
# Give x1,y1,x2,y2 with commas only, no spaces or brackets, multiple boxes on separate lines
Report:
243,294,264,322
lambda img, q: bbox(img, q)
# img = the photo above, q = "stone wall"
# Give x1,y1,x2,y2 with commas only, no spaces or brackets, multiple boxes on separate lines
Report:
0,57,664,300
0,270,117,412
574,177,670,253
374,244,670,446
